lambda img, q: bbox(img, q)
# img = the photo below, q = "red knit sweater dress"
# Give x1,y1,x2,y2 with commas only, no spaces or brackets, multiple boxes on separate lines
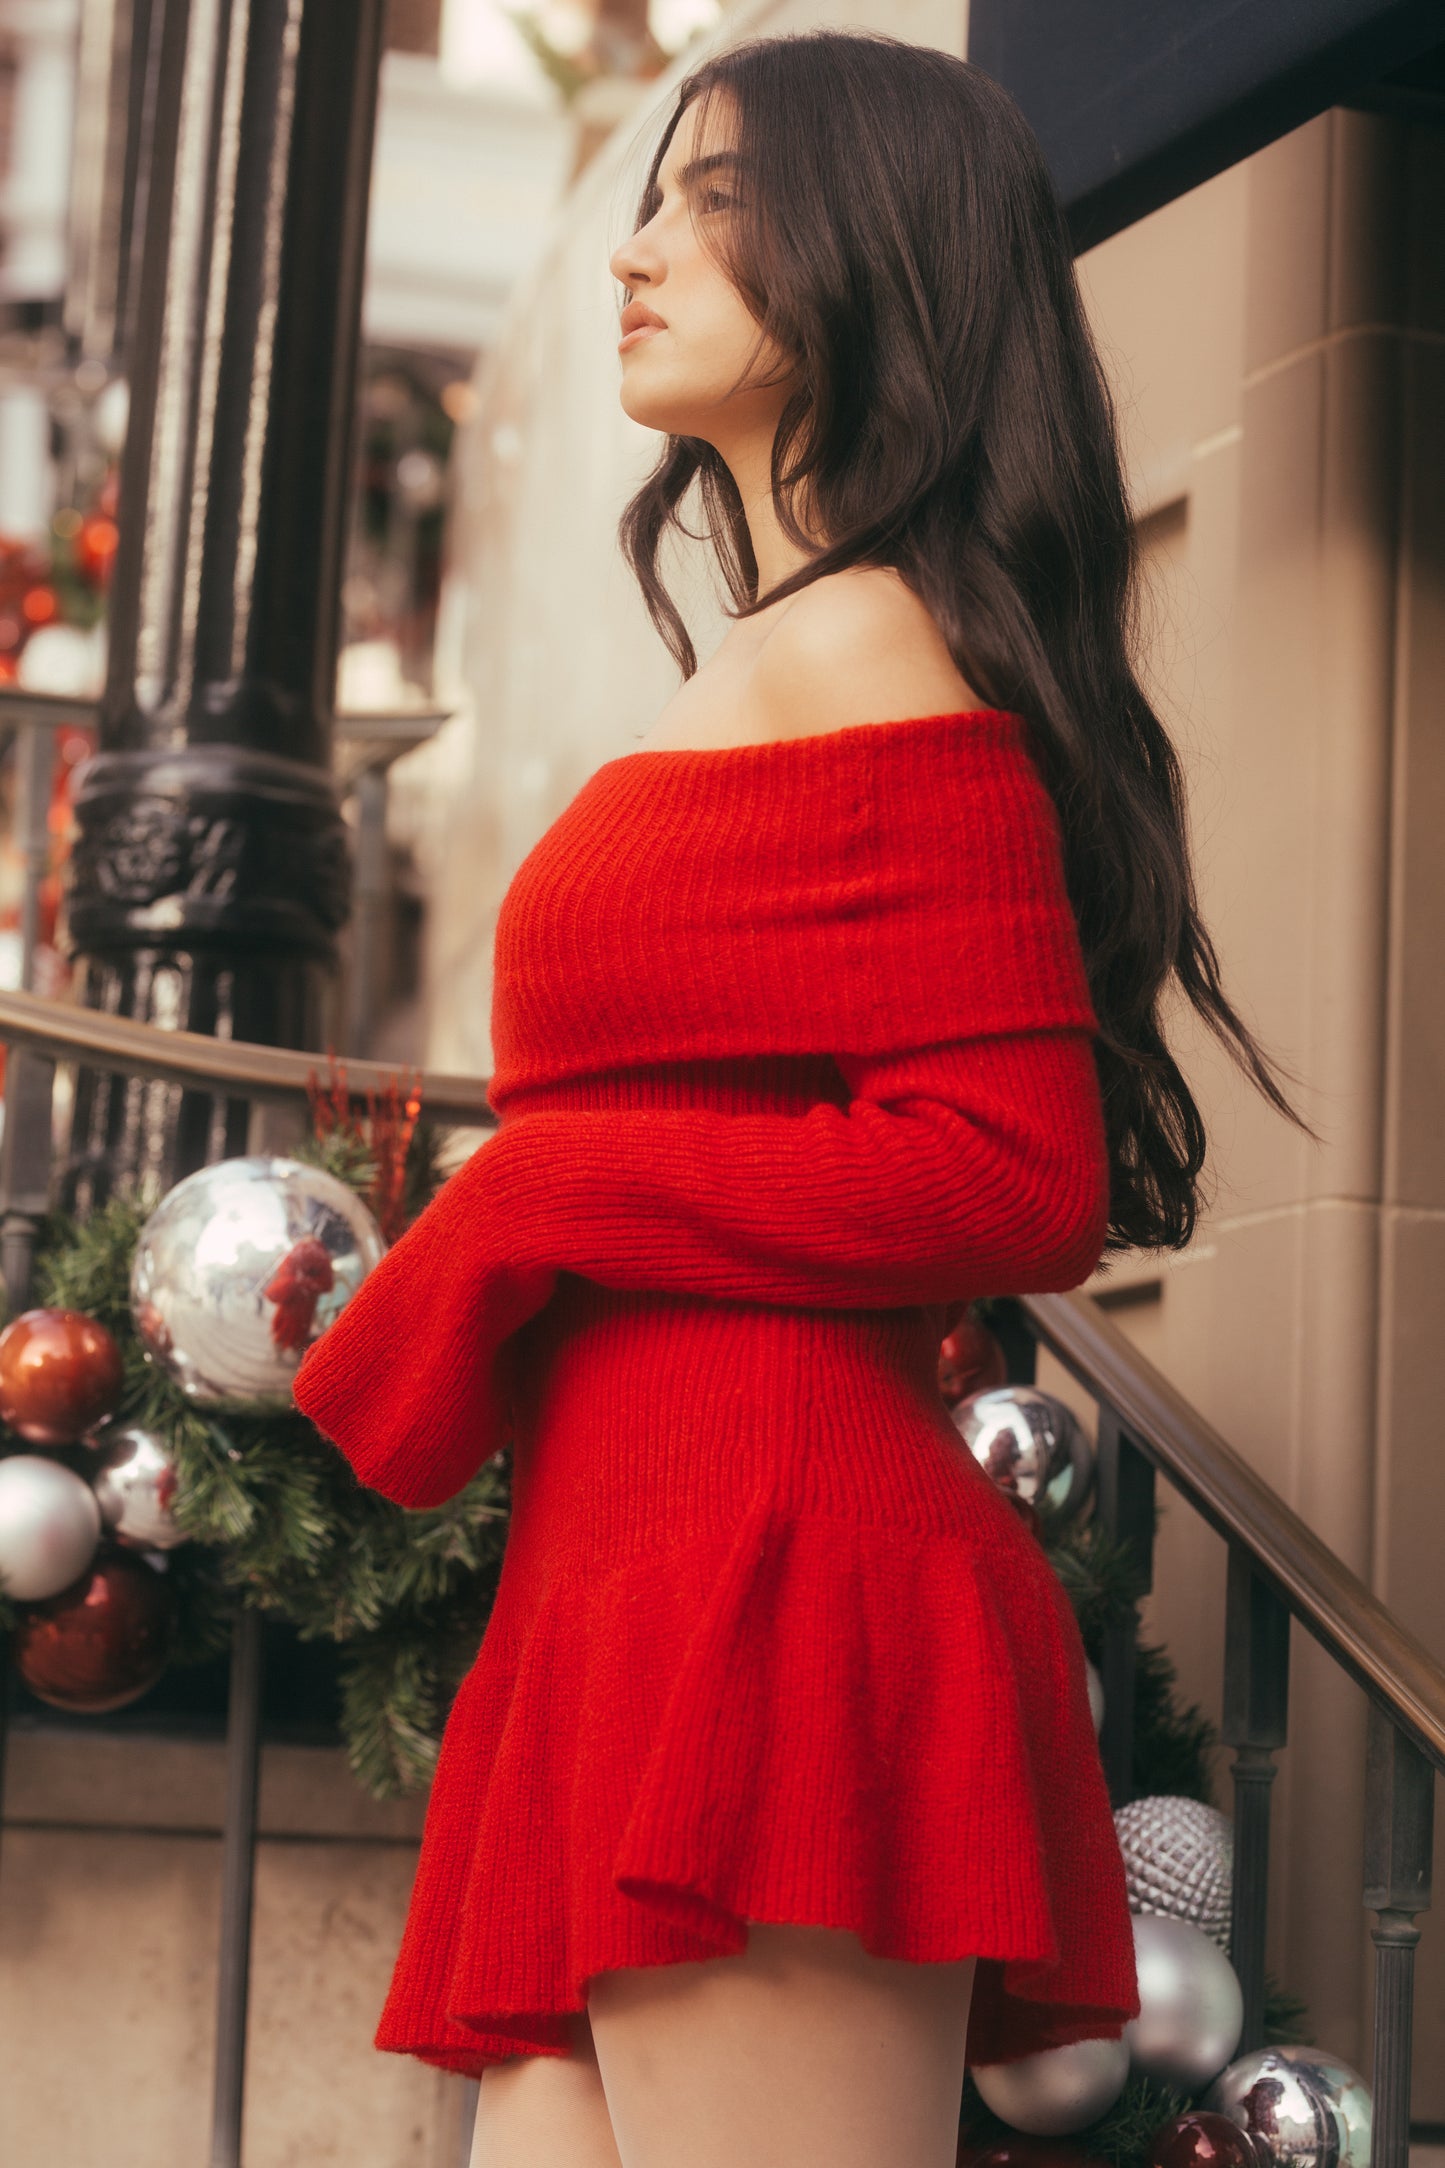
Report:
292,705,1142,2075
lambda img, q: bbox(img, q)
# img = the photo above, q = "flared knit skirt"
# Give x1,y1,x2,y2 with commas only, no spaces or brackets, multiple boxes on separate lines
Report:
371,1275,1141,2074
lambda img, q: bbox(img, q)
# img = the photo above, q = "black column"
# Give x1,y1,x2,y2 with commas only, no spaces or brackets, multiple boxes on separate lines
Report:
64,0,386,1202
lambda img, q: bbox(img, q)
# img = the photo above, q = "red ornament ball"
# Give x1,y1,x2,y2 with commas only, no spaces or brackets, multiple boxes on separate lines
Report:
13,1550,175,1712
0,1306,126,1445
938,1316,1008,1406
1148,2112,1268,2168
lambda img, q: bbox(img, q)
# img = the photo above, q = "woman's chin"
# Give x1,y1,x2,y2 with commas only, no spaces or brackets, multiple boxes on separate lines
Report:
617,380,697,435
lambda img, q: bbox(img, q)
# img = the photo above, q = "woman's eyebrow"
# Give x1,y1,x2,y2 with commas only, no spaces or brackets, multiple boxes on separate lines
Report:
669,151,744,191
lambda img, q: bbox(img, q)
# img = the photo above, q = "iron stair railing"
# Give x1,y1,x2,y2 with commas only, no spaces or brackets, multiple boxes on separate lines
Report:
1008,1290,1440,2168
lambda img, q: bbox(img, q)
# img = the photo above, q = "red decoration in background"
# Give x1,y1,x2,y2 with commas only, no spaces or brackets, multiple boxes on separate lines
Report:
938,1313,1009,1405
13,1550,175,1712
306,1052,423,1244
75,515,119,585
0,1307,126,1445
264,1235,335,1349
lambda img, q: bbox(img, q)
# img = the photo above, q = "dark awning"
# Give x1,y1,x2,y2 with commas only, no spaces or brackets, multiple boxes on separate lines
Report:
966,0,1445,250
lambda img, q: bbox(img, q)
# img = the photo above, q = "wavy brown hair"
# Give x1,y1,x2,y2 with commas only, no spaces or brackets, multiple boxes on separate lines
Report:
613,26,1321,1258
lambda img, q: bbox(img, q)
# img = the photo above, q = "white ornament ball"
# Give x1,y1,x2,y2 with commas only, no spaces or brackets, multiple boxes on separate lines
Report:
1115,1793,1234,1952
970,2033,1130,2134
0,1453,103,1600
1124,1909,1243,2087
130,1155,386,1410
15,621,104,697
1084,1655,1105,1734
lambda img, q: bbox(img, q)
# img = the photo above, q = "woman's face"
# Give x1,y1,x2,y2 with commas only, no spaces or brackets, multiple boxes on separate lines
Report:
609,95,796,450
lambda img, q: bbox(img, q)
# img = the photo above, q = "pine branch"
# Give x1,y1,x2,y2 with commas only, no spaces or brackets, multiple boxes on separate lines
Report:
962,2067,1195,2168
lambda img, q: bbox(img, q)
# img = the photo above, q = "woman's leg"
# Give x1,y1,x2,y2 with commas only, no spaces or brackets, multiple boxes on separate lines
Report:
587,1924,977,2168
468,2009,624,2168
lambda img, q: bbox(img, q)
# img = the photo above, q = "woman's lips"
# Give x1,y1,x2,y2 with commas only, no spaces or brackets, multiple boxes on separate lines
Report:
618,324,665,352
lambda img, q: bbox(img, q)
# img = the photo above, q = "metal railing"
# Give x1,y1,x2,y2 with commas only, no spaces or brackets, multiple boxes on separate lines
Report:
1010,1289,1440,2168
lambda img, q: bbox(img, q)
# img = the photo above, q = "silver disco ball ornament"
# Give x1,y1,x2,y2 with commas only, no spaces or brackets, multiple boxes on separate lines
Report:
92,1425,188,1551
0,1453,102,1600
950,1384,1094,1517
1203,2045,1371,2168
1124,1910,1243,2088
130,1155,386,1410
970,2034,1130,2134
1115,1793,1234,1952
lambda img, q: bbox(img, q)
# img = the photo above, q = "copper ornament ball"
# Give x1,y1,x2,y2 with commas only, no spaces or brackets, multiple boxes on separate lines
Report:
938,1316,1008,1406
0,1306,125,1446
13,1549,175,1713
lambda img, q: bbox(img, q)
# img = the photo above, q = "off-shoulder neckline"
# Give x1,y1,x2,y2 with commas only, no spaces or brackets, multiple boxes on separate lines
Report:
597,707,1023,774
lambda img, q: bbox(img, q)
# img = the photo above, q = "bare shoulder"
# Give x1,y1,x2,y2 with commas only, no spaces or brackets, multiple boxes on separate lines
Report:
744,566,985,743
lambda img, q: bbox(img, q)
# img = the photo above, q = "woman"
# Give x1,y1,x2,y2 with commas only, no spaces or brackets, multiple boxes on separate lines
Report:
294,28,1317,2168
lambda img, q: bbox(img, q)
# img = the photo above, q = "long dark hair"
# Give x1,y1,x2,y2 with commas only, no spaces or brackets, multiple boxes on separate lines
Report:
614,27,1321,1258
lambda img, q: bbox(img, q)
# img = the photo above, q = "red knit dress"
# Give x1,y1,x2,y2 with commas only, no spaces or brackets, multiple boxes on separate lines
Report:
292,706,1142,2076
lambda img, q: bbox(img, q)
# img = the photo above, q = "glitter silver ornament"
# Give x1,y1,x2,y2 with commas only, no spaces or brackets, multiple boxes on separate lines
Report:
970,2034,1129,2134
1124,1910,1243,2087
0,1453,102,1600
950,1385,1094,1517
130,1155,386,1411
1114,1793,1234,1953
1203,2045,1372,2168
91,1425,188,1551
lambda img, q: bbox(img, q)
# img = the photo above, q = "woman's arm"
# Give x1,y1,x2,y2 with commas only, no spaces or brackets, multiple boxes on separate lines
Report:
292,1025,1108,1512
481,1027,1111,1308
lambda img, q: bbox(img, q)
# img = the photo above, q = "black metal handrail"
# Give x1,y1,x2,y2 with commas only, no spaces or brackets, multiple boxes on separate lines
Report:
0,987,497,1127
1025,1288,1445,1772
1009,1289,1438,2168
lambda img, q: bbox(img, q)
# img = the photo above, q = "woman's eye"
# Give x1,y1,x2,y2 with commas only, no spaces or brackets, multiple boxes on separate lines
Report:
700,187,736,212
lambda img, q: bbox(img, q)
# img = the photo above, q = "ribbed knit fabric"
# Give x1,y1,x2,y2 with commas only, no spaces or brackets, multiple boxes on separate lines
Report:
292,707,1142,2074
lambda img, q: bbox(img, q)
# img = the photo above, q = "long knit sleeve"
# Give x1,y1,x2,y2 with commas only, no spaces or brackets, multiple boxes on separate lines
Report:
482,1027,1110,1308
291,1195,558,1509
293,1025,1108,1509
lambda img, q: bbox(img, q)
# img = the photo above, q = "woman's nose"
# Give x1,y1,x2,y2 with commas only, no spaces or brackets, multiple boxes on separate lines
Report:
609,213,665,290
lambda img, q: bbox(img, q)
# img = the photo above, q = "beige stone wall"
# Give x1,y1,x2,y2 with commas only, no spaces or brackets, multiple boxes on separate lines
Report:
1039,107,1445,2106
0,1728,459,2166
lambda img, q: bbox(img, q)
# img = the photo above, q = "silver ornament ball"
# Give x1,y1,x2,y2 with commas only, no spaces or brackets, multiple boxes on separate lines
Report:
1084,1655,1105,1735
130,1155,386,1410
92,1425,188,1551
970,2033,1130,2135
1203,2044,1372,2168
950,1385,1094,1517
0,1453,102,1600
1124,1909,1243,2088
1115,1793,1235,1953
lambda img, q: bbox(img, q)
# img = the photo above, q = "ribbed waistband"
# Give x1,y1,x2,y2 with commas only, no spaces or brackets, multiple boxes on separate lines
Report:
503,1275,979,1576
